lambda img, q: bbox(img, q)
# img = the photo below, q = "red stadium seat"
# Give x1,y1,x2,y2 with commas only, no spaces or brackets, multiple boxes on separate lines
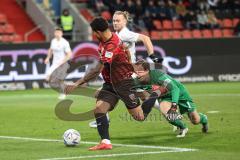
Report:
150,31,161,40
173,20,183,30
222,29,233,37
13,34,23,43
0,14,7,24
153,20,162,30
1,35,12,43
101,11,112,21
4,24,15,34
0,25,4,34
233,18,240,27
172,30,181,39
213,29,223,38
80,9,94,22
182,30,192,39
162,20,173,30
192,30,202,38
222,18,233,28
161,31,171,39
202,29,213,38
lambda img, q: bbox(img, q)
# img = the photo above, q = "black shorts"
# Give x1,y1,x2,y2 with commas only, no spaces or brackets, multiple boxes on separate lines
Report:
96,80,140,110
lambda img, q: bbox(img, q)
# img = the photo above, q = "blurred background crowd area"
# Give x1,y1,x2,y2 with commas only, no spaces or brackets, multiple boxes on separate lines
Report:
0,0,240,43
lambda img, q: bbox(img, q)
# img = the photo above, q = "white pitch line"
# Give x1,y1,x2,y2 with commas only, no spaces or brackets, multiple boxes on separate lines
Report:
0,93,240,99
39,150,188,160
207,111,220,114
0,135,196,152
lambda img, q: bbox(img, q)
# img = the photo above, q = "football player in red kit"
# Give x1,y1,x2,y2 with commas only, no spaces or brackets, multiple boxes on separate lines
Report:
65,17,161,150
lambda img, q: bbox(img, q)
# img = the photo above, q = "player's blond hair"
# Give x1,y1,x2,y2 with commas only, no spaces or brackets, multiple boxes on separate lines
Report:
113,11,132,23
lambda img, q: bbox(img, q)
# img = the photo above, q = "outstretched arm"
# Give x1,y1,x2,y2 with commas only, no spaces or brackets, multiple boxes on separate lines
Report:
65,62,104,94
137,34,154,56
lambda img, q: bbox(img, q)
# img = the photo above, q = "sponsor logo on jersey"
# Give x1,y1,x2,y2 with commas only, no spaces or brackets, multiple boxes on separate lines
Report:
105,51,113,58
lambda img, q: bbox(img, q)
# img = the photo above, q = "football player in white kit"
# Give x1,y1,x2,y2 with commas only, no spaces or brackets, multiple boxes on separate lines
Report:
44,28,72,99
89,11,163,128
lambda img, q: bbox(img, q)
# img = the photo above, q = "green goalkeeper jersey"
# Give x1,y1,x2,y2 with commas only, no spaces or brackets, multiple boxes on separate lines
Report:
144,70,192,103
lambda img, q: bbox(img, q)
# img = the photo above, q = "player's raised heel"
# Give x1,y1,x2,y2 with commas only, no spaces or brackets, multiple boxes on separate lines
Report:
176,128,188,138
89,142,112,151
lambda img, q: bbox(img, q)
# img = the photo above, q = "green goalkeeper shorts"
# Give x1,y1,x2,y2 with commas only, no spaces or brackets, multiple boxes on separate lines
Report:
159,97,196,114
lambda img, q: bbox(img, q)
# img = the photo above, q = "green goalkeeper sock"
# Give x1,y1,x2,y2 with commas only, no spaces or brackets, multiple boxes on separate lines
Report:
199,113,208,124
169,119,187,129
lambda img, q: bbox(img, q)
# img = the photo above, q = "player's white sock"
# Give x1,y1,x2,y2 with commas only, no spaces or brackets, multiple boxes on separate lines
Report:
102,139,111,144
106,112,110,121
153,100,160,110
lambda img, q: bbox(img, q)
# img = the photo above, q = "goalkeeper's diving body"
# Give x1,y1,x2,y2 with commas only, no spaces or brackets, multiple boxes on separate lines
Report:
134,60,209,137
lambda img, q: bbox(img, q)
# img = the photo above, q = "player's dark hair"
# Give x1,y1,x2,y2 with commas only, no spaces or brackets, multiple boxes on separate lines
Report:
135,59,150,71
90,17,109,32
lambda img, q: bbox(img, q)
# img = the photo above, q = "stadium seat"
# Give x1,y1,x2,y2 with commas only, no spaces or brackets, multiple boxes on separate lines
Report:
172,30,181,39
1,35,12,43
213,29,223,38
222,29,233,37
202,29,213,38
80,9,94,22
161,31,171,39
150,31,161,40
0,25,4,34
153,20,162,30
173,20,183,30
192,30,202,38
101,11,111,21
162,20,173,30
233,18,240,27
182,30,192,39
0,14,7,25
4,24,15,34
13,34,23,43
222,18,233,28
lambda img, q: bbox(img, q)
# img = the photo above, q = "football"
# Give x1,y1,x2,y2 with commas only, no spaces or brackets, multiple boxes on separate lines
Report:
63,129,81,146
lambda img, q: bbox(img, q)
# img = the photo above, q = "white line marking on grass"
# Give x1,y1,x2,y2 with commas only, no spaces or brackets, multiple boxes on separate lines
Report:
0,135,196,151
207,111,220,114
0,93,240,99
191,94,240,97
0,136,197,160
39,150,191,160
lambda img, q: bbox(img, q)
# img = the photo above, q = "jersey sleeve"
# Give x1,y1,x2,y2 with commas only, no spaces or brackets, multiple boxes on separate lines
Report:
50,39,54,49
64,41,71,53
120,29,139,42
158,77,180,103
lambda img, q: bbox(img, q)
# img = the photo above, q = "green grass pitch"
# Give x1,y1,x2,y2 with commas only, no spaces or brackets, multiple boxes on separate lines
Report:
0,82,240,160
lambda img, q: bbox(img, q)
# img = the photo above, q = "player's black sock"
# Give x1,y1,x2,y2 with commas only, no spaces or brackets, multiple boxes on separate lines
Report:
141,92,158,119
95,113,110,140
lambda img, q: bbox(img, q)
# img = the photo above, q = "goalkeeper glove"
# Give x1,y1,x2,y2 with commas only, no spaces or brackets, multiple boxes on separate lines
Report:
149,53,163,63
166,103,182,121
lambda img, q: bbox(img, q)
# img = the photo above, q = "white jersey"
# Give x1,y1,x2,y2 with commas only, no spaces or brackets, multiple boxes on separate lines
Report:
116,27,139,63
50,37,71,65
46,37,71,77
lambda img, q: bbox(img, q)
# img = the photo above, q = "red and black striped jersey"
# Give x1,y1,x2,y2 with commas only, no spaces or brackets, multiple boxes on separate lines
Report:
98,33,134,84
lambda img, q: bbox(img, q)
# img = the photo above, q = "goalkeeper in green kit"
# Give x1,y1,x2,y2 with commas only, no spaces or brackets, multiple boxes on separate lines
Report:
133,60,208,138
